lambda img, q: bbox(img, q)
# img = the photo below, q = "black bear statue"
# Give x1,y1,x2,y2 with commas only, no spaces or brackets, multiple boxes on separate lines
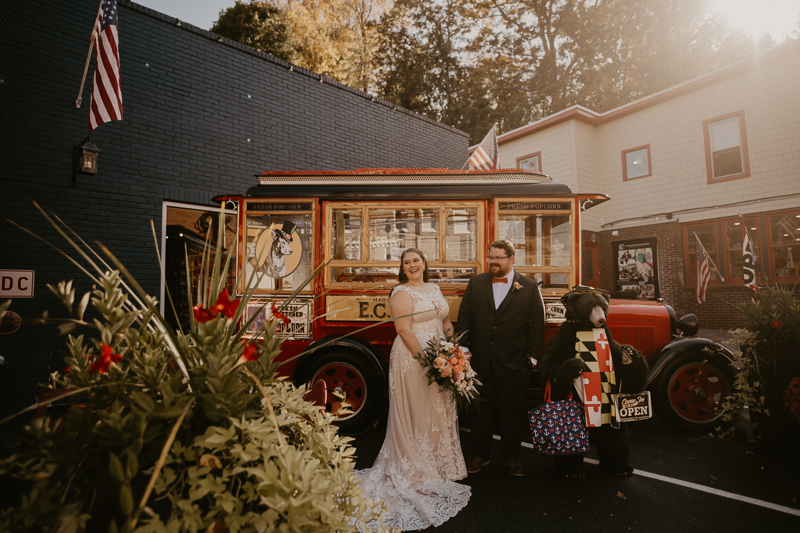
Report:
538,286,649,477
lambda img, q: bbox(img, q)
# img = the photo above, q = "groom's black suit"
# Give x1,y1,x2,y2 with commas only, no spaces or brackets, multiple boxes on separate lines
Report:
456,271,545,462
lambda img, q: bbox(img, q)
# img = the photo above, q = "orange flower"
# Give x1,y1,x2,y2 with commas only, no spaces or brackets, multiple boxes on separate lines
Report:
271,303,291,325
89,343,122,374
194,289,241,323
209,289,240,319
192,304,215,323
771,319,782,329
448,356,458,367
235,339,262,367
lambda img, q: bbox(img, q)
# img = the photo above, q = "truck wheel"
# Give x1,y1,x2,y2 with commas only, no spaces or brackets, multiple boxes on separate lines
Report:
653,353,733,433
305,351,381,434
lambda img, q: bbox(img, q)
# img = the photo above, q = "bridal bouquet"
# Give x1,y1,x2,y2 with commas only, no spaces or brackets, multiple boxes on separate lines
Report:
414,330,482,411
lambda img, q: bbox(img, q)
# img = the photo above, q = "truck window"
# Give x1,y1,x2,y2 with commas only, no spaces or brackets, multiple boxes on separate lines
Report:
326,202,484,288
496,200,574,291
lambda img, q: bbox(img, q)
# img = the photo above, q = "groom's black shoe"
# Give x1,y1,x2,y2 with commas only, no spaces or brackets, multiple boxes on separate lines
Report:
502,459,524,477
466,456,490,474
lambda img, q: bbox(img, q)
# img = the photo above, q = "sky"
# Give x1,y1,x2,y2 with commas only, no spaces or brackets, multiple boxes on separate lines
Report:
134,0,800,41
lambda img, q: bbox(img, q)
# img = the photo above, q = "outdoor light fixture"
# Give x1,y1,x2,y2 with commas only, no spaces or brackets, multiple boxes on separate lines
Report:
72,136,99,188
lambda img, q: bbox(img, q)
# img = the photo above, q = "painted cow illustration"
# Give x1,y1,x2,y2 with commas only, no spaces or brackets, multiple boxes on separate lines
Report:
265,221,296,278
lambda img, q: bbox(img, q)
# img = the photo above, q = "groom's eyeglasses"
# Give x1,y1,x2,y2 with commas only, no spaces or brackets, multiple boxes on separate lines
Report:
485,255,510,262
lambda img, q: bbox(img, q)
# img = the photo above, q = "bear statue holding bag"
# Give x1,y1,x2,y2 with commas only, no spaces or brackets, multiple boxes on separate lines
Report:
538,286,649,477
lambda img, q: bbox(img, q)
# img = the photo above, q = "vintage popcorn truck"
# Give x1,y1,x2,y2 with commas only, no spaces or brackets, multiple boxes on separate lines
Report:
213,168,734,434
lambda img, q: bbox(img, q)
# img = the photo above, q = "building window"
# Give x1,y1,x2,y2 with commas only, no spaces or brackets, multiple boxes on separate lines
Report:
703,110,750,183
768,209,800,280
516,152,541,172
722,215,760,281
622,145,652,181
683,222,720,287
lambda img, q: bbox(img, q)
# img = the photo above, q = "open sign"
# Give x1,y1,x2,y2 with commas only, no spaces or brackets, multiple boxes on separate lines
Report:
616,391,652,422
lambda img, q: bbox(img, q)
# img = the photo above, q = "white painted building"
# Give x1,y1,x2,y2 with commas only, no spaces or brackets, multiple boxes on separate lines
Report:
497,39,800,327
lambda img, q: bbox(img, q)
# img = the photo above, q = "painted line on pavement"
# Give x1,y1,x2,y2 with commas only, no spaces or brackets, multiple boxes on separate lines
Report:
460,427,800,518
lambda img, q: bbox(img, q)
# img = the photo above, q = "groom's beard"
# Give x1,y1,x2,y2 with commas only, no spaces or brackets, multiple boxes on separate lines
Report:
489,263,511,278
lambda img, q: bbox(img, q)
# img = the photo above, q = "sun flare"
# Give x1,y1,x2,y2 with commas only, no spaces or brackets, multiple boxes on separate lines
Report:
712,0,800,41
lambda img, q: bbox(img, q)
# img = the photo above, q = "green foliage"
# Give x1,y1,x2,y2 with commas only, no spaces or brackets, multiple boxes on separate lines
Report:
376,0,761,144
713,286,800,441
735,285,800,348
0,208,392,533
212,1,297,62
710,329,767,442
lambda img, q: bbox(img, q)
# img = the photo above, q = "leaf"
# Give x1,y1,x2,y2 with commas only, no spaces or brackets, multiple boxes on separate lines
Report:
127,452,139,478
77,291,91,321
131,392,155,413
199,454,223,469
58,322,78,336
616,491,626,500
119,485,134,515
109,453,125,482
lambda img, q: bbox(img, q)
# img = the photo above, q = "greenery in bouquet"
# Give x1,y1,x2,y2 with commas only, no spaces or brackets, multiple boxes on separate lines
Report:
0,205,393,533
413,330,482,412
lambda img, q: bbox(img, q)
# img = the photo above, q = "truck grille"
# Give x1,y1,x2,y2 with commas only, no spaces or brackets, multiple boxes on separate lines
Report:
609,325,654,356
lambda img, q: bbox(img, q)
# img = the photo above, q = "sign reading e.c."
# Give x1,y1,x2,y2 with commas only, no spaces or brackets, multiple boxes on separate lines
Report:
0,270,35,298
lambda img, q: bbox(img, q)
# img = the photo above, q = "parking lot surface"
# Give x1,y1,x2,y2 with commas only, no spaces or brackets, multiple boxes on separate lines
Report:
350,414,800,532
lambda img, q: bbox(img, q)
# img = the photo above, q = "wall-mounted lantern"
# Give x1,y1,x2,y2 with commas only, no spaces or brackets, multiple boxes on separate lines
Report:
72,137,99,188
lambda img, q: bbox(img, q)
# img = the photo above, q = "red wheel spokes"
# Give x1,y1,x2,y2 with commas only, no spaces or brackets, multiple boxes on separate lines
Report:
667,363,730,422
311,363,367,419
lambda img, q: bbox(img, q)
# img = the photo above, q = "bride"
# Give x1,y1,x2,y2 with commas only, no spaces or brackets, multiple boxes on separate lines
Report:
356,248,471,530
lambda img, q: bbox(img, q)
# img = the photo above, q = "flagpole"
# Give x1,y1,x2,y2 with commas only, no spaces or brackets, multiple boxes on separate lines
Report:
693,232,725,283
76,0,104,109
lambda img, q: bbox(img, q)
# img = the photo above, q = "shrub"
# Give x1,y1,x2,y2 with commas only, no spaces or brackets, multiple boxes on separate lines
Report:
0,206,391,533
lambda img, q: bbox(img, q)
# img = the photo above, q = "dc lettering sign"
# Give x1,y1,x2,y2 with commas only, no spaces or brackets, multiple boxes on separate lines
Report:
0,270,35,298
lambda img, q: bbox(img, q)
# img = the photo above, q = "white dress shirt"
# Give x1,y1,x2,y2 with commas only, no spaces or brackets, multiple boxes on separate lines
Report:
492,268,515,309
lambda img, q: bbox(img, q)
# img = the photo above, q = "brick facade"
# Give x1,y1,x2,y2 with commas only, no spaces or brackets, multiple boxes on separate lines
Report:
0,0,468,414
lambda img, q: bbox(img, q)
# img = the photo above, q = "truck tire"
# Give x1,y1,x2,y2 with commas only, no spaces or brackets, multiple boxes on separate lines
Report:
303,350,381,434
653,352,733,433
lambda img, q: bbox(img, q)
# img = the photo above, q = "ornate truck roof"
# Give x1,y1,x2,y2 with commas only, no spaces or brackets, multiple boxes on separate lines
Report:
234,168,609,206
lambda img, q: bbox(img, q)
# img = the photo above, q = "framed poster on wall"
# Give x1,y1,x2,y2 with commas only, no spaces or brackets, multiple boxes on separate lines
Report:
611,238,659,300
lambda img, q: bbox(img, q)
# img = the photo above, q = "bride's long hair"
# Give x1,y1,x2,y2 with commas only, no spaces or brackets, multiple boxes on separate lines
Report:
397,248,430,284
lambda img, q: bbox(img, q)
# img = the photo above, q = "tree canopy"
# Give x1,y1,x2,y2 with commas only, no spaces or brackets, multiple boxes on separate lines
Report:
211,1,296,63
213,0,786,144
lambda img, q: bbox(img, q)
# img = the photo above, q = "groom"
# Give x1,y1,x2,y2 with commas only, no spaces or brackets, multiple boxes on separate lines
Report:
456,239,545,477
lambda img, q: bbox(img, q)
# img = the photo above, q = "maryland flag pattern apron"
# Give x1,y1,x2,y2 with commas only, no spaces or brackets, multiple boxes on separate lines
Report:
574,328,620,429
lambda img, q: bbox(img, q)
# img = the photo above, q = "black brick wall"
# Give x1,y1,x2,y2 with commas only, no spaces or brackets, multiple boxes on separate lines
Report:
0,0,469,413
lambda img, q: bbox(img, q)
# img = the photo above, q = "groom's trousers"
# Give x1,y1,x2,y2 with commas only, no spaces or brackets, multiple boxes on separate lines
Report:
470,365,531,462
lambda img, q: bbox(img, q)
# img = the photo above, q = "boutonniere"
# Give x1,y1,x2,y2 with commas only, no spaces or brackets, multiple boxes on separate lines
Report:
512,282,523,292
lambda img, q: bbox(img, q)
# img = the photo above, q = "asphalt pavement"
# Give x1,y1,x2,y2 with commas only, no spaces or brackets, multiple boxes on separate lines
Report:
350,413,800,532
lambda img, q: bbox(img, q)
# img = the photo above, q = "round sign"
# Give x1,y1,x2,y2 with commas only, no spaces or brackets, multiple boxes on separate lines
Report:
0,311,22,335
254,221,302,279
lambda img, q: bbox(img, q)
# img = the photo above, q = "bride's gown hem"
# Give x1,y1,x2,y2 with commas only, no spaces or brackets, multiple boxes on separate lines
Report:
355,284,470,531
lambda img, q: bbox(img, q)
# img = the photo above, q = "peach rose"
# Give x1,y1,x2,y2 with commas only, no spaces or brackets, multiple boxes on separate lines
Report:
448,356,458,367
433,357,446,369
440,366,452,378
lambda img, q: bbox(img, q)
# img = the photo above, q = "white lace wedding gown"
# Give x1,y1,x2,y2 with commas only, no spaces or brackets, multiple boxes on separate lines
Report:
356,284,471,531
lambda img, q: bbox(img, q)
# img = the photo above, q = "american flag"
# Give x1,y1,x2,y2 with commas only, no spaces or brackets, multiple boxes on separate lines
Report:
695,233,711,305
89,0,123,132
467,126,498,170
